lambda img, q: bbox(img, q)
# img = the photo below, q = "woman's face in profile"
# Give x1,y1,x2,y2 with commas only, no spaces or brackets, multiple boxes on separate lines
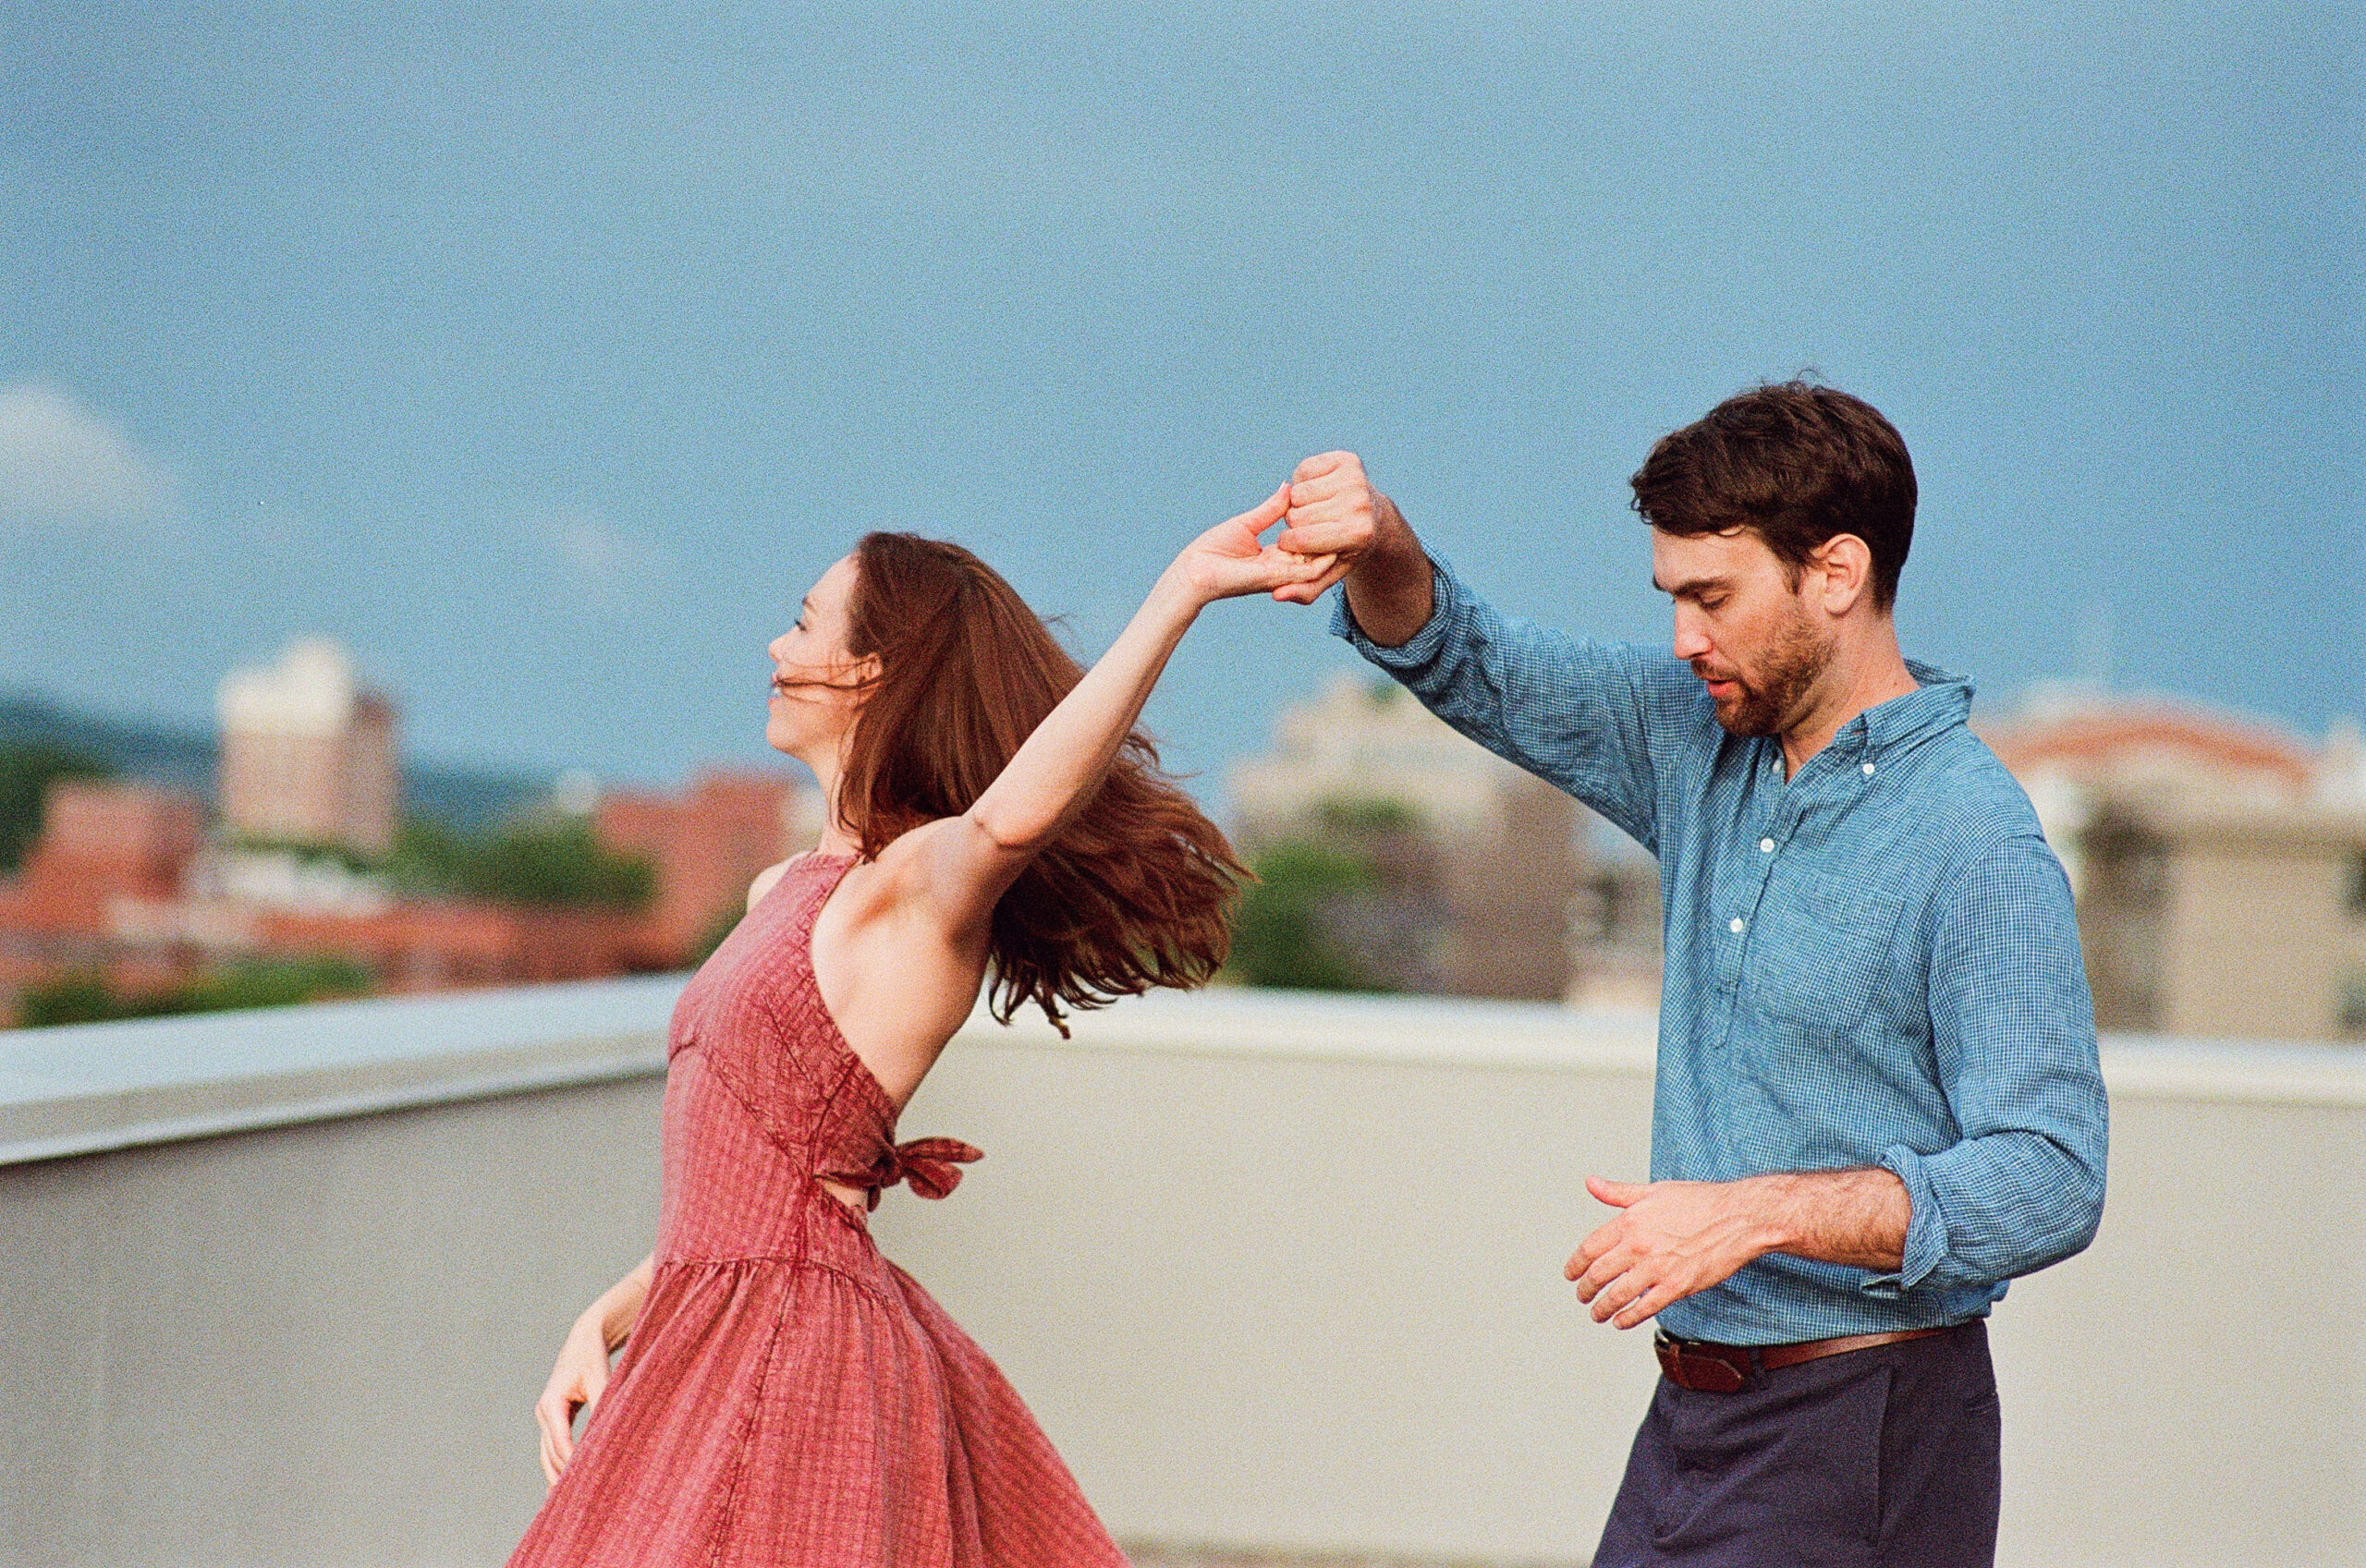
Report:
764,553,871,760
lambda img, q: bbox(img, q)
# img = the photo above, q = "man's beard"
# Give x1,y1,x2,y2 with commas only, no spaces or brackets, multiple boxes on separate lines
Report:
1701,609,1832,738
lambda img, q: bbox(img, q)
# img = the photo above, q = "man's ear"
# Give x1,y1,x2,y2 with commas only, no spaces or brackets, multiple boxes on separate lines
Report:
1812,534,1875,616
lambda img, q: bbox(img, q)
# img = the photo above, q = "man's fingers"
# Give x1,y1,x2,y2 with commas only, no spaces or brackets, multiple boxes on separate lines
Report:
1290,450,1355,483
1261,549,1337,587
1590,1258,1660,1323
1271,556,1352,604
1287,468,1356,508
1566,1218,1625,1281
1276,518,1365,557
1572,1236,1638,1302
1283,490,1360,528
1610,1278,1684,1331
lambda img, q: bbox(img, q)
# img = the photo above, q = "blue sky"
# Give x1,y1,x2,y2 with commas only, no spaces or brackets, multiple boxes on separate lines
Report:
3,2,2359,801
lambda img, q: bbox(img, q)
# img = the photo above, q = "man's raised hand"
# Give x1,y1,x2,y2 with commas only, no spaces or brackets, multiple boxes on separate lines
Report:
1272,451,1383,606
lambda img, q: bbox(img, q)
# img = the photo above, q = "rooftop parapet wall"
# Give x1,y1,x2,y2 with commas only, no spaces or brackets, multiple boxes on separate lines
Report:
5,982,2358,1170
2,986,2360,1566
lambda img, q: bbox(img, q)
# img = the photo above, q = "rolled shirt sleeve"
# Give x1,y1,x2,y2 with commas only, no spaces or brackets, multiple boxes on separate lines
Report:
1864,835,2109,1298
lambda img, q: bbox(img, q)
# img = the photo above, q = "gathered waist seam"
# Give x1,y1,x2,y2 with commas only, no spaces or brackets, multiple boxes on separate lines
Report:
652,1252,898,1306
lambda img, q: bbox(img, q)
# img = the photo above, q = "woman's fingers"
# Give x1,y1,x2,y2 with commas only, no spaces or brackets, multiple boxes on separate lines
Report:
1227,482,1291,537
536,1393,571,1462
537,1404,567,1485
1256,549,1335,588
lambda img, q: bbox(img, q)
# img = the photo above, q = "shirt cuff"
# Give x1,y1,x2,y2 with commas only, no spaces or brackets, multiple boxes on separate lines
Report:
1860,1144,1950,1298
1328,549,1460,672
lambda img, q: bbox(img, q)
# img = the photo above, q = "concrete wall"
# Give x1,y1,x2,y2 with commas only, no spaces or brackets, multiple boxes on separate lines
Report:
0,1078,661,1565
2,986,2360,1566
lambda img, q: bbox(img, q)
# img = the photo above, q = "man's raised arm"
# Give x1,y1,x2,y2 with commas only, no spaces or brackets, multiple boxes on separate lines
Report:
1272,448,1679,855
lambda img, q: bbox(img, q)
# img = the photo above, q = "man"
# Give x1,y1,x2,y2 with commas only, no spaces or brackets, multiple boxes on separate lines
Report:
1272,383,2108,1567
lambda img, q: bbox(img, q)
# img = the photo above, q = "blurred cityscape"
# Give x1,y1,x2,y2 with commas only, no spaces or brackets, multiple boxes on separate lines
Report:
3,646,2361,1041
1223,675,2366,1043
0,639,823,1027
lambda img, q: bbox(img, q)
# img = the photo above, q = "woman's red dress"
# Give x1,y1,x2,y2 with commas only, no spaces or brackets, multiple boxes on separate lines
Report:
506,852,1128,1567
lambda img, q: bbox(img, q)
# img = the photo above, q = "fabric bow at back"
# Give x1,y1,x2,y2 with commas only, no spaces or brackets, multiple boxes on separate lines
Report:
825,1137,984,1210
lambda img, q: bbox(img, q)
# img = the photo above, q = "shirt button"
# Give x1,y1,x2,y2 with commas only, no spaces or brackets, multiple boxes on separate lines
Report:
1729,917,1746,933
1861,762,1876,776
1759,837,1774,853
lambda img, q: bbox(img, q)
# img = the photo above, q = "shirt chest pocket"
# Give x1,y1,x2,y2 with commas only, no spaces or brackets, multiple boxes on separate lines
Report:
1740,878,1909,1038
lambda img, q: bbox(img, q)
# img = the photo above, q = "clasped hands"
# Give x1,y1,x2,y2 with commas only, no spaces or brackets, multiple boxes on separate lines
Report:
1168,452,1390,607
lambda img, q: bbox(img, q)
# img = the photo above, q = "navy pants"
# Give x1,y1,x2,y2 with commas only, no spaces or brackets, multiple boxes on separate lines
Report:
1592,1320,2001,1568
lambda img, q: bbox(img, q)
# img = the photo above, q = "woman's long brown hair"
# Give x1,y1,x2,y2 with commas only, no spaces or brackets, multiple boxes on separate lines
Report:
835,531,1248,1035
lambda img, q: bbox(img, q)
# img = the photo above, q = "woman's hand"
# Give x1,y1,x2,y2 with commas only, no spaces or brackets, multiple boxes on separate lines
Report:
534,1318,615,1487
1165,483,1338,606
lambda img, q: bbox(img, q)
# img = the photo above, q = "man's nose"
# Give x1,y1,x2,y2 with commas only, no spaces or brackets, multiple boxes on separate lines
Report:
1671,618,1713,662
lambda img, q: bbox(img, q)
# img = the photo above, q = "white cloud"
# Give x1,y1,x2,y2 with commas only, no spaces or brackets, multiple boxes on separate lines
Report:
525,504,673,612
0,383,178,531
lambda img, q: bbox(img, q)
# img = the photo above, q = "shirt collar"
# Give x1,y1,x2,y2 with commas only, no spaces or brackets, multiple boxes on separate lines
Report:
1832,659,1975,758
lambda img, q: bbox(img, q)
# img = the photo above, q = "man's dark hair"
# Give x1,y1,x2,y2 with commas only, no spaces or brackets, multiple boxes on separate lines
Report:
1629,381,1917,612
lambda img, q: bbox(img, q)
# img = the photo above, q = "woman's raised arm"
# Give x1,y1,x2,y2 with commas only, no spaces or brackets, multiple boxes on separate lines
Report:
911,484,1328,932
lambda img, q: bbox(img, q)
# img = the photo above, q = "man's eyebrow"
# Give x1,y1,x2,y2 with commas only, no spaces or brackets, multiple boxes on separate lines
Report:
1652,572,1730,598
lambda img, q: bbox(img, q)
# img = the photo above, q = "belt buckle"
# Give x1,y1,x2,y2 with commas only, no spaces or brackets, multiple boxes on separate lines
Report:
1654,1330,1749,1394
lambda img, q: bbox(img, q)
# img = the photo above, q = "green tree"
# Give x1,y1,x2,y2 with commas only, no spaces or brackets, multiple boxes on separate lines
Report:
457,817,652,908
173,957,373,1013
384,816,652,910
382,818,474,895
15,972,123,1027
1226,840,1385,991
0,744,113,870
1315,796,1424,836
14,956,372,1027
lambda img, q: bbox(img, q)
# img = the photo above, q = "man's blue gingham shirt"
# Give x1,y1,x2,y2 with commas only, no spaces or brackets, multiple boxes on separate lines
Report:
1336,554,2109,1344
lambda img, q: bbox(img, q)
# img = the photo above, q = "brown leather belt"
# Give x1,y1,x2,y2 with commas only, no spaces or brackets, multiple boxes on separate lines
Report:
1653,1326,1957,1392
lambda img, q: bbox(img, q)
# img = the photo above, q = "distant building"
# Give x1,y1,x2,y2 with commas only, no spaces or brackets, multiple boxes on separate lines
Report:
1228,675,1650,1001
0,775,652,1018
217,640,400,857
0,779,209,1003
594,770,823,966
1980,689,2366,1041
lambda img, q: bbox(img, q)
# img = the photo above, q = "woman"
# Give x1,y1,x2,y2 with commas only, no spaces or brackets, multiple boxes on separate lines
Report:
508,486,1331,1567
